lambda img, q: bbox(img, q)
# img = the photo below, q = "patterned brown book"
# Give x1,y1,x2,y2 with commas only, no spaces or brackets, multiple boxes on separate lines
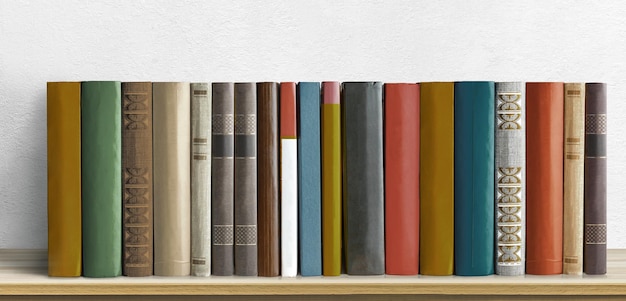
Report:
234,83,258,276
257,82,280,277
584,83,607,275
122,82,153,277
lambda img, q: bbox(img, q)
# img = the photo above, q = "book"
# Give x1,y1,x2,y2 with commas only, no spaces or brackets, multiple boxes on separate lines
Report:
384,83,420,275
419,82,454,276
81,81,122,278
297,82,322,277
211,83,235,276
280,82,298,277
191,83,211,276
494,82,526,276
47,82,82,277
454,81,495,276
121,82,153,277
342,82,385,275
563,83,586,275
584,83,607,275
257,82,280,277
234,83,258,276
153,82,191,276
526,82,564,275
321,82,342,276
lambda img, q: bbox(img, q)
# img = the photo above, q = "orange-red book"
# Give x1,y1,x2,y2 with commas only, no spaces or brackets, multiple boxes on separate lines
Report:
526,82,564,275
384,83,420,275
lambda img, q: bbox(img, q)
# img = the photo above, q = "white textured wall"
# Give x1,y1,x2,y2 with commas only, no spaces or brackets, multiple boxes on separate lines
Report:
1,0,625,248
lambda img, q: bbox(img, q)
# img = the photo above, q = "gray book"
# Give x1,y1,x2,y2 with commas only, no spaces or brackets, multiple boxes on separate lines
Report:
341,82,385,275
494,82,526,276
234,83,258,276
211,83,235,276
191,83,211,276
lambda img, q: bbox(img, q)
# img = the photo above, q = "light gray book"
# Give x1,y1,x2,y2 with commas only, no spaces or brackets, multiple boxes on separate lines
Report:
494,82,526,276
191,83,211,276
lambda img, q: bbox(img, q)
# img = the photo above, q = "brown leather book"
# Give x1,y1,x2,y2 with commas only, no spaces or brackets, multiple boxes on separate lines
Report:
584,83,607,275
526,82,564,275
121,82,153,277
257,82,280,277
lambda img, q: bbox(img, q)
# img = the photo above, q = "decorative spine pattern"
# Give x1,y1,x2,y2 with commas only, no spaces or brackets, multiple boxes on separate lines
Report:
122,82,153,277
495,82,525,276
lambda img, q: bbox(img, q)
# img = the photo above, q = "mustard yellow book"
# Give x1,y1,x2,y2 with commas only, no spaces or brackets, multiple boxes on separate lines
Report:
321,82,342,276
419,82,454,275
47,82,82,277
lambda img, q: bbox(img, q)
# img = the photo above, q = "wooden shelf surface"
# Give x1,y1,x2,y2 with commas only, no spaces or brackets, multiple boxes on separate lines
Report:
1,249,626,296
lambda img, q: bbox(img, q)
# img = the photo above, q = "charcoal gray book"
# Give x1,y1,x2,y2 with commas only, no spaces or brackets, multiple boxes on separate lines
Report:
341,82,385,275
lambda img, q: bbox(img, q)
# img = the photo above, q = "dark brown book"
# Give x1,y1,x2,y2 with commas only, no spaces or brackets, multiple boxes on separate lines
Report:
212,83,235,276
121,82,153,277
257,82,280,277
234,83,258,276
584,83,607,275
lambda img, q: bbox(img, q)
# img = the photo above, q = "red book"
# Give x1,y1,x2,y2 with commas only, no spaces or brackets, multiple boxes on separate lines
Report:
526,82,564,275
384,83,420,275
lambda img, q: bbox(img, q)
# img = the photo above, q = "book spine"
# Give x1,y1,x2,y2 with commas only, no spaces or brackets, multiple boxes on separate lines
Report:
297,82,322,277
563,83,586,275
454,81,495,276
257,82,280,277
280,82,298,277
47,82,82,277
121,82,153,277
153,82,191,276
342,82,385,275
191,83,211,276
526,82,564,275
234,83,258,276
211,83,235,276
81,81,122,277
494,82,526,276
419,82,454,276
584,83,607,275
321,82,342,276
384,83,420,275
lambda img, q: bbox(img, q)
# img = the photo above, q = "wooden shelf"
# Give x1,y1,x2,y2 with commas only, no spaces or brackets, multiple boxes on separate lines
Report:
1,249,626,298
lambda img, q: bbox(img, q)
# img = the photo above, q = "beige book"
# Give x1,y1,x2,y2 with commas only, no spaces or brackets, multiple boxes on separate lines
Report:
153,82,191,276
563,83,585,275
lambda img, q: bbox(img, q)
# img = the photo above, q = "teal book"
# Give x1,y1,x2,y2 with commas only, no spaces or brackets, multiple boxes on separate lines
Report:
297,82,322,276
454,81,495,276
81,81,122,277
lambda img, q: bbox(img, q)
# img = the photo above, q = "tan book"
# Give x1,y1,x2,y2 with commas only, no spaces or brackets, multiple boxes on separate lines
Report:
563,83,585,275
153,82,191,276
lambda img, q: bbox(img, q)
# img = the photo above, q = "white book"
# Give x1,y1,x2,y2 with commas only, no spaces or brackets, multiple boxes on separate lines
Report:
281,138,298,277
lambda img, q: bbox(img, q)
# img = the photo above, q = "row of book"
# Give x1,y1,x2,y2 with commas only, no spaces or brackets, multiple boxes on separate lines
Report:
47,81,607,278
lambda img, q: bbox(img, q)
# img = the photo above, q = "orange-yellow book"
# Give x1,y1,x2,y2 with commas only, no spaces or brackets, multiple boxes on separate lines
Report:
322,82,342,276
47,82,82,276
419,82,454,275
